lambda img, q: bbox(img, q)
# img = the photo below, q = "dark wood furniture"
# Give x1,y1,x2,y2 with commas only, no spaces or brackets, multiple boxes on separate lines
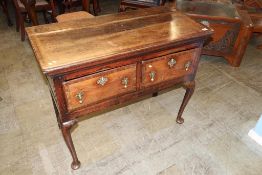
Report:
237,0,262,49
12,0,56,41
250,14,262,49
61,0,100,15
175,0,253,67
119,0,166,11
244,0,262,9
26,6,212,170
0,0,13,26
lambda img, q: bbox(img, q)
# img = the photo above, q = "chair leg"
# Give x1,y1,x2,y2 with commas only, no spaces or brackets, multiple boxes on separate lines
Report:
1,0,13,26
94,0,101,13
119,4,126,12
15,11,20,32
51,12,57,23
82,0,90,13
42,11,49,23
92,1,97,16
50,1,57,22
63,1,72,12
20,15,26,41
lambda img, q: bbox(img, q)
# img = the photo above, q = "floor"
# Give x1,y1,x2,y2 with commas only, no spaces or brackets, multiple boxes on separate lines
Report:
0,1,262,175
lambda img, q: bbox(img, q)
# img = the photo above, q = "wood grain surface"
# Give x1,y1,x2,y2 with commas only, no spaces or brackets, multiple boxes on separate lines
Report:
63,64,137,111
142,48,199,87
26,6,212,75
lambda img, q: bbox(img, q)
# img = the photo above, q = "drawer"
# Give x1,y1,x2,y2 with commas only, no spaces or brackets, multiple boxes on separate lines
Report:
63,64,137,111
142,49,198,87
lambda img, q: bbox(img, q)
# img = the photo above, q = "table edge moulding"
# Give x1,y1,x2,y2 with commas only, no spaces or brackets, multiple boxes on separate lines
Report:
26,6,213,170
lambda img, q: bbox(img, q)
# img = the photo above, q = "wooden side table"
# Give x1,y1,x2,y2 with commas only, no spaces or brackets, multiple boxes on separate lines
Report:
26,6,212,170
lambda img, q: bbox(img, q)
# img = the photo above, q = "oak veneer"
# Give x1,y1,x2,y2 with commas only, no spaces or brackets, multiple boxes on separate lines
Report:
26,6,212,169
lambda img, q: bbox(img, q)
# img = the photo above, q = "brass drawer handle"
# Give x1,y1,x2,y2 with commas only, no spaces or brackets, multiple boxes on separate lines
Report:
168,58,177,68
185,61,191,71
149,71,156,82
97,76,108,86
75,91,84,104
121,77,129,88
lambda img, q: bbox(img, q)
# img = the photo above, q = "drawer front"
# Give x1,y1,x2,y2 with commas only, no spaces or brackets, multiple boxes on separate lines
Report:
142,49,198,87
63,64,137,111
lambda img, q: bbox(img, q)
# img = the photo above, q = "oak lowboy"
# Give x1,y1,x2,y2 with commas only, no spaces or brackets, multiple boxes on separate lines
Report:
26,6,212,170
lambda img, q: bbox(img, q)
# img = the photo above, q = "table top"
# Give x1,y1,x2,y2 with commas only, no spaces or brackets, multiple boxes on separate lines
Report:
26,6,212,75
175,0,240,19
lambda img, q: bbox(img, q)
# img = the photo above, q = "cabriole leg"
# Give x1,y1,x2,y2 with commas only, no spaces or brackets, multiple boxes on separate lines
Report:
176,81,195,124
61,120,81,170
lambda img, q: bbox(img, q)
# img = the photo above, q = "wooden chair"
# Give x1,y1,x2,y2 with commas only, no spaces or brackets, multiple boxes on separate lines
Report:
62,0,100,15
237,0,262,49
249,13,262,49
12,0,56,41
56,10,93,22
243,0,262,8
0,0,13,26
119,0,166,12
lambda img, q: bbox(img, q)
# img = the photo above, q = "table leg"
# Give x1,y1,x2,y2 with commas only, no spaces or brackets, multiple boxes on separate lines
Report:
176,81,195,124
61,120,81,170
